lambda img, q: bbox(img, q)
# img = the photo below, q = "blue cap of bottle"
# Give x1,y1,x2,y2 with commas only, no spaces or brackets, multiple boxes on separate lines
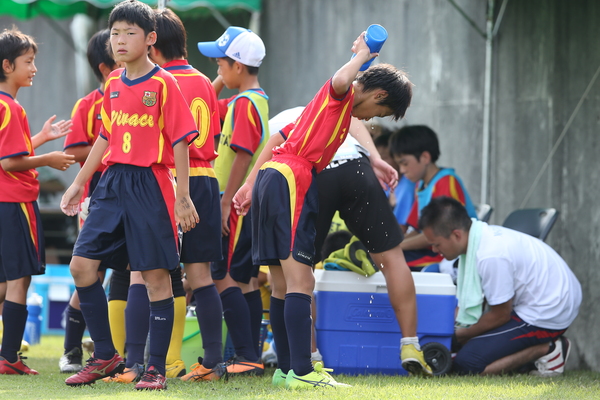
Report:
352,24,388,71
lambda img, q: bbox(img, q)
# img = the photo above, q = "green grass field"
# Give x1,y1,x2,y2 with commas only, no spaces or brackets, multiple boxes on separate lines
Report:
1,335,599,400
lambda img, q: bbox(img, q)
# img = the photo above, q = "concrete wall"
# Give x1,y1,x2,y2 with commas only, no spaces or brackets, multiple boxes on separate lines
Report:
261,0,599,370
0,16,87,206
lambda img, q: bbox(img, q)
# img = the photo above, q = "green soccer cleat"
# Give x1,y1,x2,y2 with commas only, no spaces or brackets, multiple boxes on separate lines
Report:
285,362,351,390
272,368,287,387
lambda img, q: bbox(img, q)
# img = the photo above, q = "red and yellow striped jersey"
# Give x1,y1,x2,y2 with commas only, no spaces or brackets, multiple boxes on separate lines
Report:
0,91,39,202
275,80,354,173
163,60,219,165
64,88,106,171
99,66,198,167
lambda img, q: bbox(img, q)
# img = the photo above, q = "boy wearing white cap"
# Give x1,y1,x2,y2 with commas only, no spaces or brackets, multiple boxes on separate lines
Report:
197,27,269,376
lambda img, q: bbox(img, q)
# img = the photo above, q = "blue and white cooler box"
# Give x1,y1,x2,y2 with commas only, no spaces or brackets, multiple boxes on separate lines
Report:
314,269,456,375
29,265,76,335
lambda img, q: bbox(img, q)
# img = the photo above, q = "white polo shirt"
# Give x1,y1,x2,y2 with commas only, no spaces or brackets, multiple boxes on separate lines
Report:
476,224,582,330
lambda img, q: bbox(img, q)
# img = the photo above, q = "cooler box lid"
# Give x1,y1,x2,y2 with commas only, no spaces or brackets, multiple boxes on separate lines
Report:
314,270,456,296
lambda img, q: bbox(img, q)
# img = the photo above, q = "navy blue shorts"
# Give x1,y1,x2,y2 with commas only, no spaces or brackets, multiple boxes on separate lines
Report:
453,312,567,374
211,203,257,284
73,164,179,272
180,175,222,264
0,202,45,282
251,153,319,267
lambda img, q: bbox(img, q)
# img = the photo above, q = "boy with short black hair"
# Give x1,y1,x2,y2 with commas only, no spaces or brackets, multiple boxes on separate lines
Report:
197,26,268,376
0,27,75,375
59,28,119,375
233,33,429,389
389,125,477,270
60,0,199,390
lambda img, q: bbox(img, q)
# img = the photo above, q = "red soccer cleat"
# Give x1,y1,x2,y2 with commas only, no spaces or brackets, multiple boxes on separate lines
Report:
0,354,39,375
65,353,124,386
135,366,167,390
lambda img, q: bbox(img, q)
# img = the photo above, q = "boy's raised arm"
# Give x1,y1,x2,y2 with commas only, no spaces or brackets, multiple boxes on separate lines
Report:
31,115,73,149
331,32,377,97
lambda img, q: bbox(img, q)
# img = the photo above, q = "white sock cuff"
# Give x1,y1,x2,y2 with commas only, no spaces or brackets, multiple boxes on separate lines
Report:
401,337,421,351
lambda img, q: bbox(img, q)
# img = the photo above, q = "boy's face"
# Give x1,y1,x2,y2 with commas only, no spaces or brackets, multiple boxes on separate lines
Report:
110,21,156,64
393,153,427,183
216,58,240,89
352,101,393,122
2,48,37,88
351,88,394,121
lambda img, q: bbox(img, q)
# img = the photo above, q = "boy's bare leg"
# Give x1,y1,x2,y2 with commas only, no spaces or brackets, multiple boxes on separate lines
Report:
69,256,101,287
481,342,549,375
370,246,417,337
141,268,172,302
280,256,315,296
370,246,431,376
5,276,31,304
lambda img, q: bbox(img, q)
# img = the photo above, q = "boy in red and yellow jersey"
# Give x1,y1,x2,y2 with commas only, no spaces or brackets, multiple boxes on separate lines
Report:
198,25,268,376
151,8,225,382
389,125,477,271
0,27,74,375
60,0,198,390
233,32,429,389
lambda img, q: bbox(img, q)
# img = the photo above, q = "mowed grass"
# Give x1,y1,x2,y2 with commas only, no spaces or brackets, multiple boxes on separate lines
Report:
1,335,599,400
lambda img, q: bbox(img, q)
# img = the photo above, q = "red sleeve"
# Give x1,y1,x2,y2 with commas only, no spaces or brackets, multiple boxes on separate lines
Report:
100,80,114,141
0,101,30,160
230,96,262,155
279,122,295,141
431,175,468,205
217,97,231,124
64,96,92,150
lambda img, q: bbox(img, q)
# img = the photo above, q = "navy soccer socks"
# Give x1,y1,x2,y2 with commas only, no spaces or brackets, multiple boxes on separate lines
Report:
269,296,290,374
63,305,86,353
220,286,258,362
284,293,312,377
244,289,264,358
76,279,114,360
147,297,174,376
192,284,223,368
125,284,150,367
0,301,27,363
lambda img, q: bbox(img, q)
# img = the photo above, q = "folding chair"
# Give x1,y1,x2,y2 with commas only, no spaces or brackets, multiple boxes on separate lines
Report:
502,208,559,241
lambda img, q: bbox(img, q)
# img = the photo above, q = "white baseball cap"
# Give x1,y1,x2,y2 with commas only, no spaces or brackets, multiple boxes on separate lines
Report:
197,26,266,67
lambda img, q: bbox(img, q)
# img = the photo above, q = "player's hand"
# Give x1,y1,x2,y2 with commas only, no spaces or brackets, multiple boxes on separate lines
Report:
352,32,377,62
233,182,253,216
220,200,230,236
47,151,76,171
175,195,199,233
371,157,399,190
60,184,85,216
40,115,73,142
